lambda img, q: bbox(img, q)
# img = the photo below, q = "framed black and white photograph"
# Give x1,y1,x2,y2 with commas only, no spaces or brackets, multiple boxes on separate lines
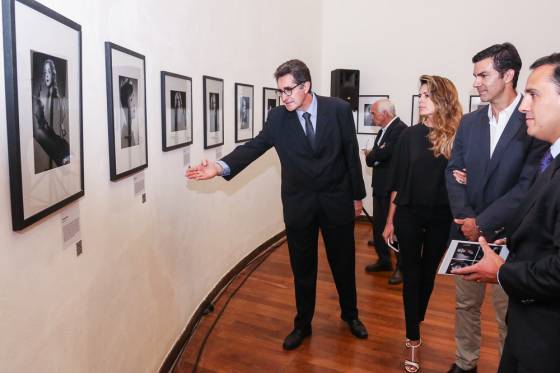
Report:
161,71,193,151
411,94,420,125
357,95,389,134
469,95,488,113
235,83,254,143
203,75,224,149
263,87,280,126
3,0,84,230
105,42,147,181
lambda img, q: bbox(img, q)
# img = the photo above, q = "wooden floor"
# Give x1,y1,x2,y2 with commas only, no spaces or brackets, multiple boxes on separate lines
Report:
174,222,500,373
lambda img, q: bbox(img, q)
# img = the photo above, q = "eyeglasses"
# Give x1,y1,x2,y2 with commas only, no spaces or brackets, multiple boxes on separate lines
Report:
276,82,304,97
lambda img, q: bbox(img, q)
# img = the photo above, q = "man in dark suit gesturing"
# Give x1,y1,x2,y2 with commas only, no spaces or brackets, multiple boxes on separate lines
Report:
363,99,407,285
454,53,560,373
445,43,547,373
186,59,368,350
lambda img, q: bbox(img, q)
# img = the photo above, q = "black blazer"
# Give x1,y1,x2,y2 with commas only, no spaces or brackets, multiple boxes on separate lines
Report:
365,117,407,197
221,95,366,228
445,101,547,238
497,156,560,371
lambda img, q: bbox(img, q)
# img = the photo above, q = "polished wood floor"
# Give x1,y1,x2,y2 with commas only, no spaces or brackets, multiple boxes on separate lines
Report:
174,222,500,372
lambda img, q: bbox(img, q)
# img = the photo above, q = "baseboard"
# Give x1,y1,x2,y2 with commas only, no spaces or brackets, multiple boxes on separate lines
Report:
159,230,286,373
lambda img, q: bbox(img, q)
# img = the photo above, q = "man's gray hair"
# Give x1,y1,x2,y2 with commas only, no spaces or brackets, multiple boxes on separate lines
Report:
375,98,396,117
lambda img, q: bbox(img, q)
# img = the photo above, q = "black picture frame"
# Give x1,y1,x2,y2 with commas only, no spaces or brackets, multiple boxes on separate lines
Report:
3,0,84,231
411,94,420,125
357,95,389,134
203,75,224,149
262,87,280,126
105,42,148,181
234,83,254,143
469,95,488,113
161,71,193,151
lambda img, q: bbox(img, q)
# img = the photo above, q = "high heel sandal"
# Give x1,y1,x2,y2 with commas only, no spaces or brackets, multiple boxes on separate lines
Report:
404,339,421,372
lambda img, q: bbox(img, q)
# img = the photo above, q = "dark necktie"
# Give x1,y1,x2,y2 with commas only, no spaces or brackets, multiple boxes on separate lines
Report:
374,128,384,146
539,148,553,173
302,112,315,150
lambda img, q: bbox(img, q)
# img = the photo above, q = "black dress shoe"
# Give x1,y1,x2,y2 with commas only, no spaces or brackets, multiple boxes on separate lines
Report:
388,269,403,285
446,363,477,373
282,328,311,350
367,239,375,246
365,261,392,273
347,319,368,339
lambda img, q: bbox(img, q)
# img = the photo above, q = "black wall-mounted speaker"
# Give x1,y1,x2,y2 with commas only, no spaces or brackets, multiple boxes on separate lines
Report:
330,69,360,111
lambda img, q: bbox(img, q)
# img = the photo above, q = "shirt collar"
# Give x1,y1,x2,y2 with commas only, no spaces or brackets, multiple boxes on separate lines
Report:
550,137,560,158
487,93,522,122
383,116,398,131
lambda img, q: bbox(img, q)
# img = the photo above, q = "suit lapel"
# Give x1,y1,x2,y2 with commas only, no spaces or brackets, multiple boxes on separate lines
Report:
314,96,329,150
484,101,524,181
508,156,559,238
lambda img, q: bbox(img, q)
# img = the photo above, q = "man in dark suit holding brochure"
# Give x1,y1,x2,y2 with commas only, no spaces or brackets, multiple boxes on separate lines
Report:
186,59,368,351
454,53,560,373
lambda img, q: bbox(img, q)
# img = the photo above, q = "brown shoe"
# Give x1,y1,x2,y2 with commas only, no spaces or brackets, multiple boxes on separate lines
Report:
446,363,477,373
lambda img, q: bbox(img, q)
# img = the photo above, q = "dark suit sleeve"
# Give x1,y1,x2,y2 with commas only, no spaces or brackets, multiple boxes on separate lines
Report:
365,122,406,167
477,138,548,234
220,113,275,180
339,103,366,200
446,118,476,218
499,218,560,302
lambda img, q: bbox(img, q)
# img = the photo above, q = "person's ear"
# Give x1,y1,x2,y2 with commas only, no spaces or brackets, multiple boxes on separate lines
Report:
503,69,515,85
304,81,311,94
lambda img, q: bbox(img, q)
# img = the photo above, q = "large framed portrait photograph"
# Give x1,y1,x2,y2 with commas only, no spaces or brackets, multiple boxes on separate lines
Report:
161,71,193,151
105,42,147,180
411,94,420,125
3,0,84,230
357,95,389,134
263,87,280,126
235,83,254,143
469,95,488,113
203,75,224,149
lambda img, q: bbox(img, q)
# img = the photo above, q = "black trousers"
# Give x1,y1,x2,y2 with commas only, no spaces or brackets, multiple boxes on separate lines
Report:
498,336,531,373
373,195,399,267
286,215,358,331
395,205,451,340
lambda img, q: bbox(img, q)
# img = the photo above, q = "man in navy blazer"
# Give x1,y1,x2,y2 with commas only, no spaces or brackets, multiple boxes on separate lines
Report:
445,43,547,373
454,52,560,373
364,98,407,284
186,59,368,350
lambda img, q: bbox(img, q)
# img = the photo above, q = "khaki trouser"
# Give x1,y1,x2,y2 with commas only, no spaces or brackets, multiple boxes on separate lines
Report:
454,276,508,370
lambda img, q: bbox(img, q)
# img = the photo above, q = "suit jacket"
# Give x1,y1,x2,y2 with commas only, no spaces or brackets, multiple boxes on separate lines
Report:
445,101,547,239
365,117,407,197
497,156,560,371
221,95,366,228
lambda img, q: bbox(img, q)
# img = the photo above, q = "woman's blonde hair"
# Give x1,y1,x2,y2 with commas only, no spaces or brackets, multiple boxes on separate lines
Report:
419,75,462,159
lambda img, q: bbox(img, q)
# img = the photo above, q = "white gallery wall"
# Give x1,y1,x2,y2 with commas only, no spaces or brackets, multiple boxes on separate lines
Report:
1,0,560,372
319,0,560,212
0,0,321,372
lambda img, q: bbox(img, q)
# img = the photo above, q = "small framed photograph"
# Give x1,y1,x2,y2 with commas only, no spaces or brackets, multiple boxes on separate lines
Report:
263,87,280,125
234,83,254,143
411,94,420,125
469,95,488,113
3,0,84,230
161,71,193,151
203,75,224,149
105,42,147,181
357,95,389,134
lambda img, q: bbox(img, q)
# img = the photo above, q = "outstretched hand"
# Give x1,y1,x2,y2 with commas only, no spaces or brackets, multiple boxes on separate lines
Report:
185,160,221,180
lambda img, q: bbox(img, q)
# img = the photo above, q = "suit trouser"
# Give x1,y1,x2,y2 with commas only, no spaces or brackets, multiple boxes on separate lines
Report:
497,334,531,373
395,205,452,340
286,216,358,330
454,277,508,370
373,195,399,267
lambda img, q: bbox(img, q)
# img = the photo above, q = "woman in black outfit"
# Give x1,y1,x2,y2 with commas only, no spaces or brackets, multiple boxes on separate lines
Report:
383,75,462,373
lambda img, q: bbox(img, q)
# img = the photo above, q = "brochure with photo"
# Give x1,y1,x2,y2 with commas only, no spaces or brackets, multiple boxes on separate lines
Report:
438,240,509,275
